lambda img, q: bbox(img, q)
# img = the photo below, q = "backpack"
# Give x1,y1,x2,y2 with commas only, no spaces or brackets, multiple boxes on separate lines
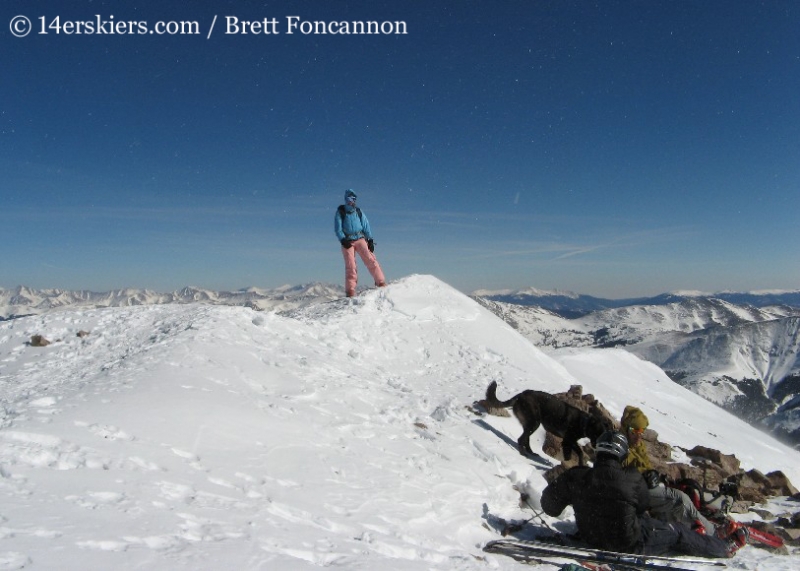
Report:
338,204,363,224
673,478,704,510
671,477,738,520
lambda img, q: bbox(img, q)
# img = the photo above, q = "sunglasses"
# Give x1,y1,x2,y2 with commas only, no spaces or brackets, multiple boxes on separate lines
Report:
628,427,645,435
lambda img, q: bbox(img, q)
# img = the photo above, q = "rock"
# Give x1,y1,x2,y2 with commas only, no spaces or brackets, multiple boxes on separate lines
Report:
776,511,800,528
685,445,741,475
29,335,50,347
729,499,753,514
781,527,800,542
751,507,775,519
766,471,799,496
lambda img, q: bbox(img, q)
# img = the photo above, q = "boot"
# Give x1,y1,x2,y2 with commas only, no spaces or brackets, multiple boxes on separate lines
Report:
715,518,739,539
725,527,749,557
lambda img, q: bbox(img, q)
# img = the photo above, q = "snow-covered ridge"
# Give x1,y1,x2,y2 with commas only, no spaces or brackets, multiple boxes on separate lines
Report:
0,283,343,320
5,281,800,445
0,274,797,570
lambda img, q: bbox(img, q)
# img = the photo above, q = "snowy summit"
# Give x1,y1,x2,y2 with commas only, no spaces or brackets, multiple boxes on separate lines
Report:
0,275,797,570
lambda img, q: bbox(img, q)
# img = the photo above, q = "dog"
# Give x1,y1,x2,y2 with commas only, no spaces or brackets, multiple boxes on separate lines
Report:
483,381,611,465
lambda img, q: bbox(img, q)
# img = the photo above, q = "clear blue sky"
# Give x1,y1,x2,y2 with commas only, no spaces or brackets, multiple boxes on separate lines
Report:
2,1,799,297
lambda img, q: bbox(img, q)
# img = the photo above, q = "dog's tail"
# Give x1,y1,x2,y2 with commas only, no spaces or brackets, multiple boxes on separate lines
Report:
483,381,519,415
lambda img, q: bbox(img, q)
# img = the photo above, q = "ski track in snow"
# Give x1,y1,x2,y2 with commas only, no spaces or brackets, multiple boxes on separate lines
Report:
0,275,797,570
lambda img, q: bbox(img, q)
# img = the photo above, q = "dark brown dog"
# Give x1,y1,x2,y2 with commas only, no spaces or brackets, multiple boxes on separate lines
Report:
484,381,610,465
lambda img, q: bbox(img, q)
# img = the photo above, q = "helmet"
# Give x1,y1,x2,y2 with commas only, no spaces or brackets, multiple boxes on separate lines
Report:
595,431,629,461
344,189,357,202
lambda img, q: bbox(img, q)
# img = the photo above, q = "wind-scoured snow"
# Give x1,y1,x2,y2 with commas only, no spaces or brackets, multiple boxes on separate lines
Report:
0,275,797,570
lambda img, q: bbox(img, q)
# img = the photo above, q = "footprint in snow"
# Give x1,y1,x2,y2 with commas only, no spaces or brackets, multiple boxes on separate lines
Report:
127,456,163,472
75,539,128,552
169,447,205,471
75,421,135,441
65,491,128,510
29,397,58,409
170,448,199,461
0,552,32,570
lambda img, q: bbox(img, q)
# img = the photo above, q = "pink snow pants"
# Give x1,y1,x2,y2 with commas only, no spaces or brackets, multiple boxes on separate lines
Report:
342,238,386,297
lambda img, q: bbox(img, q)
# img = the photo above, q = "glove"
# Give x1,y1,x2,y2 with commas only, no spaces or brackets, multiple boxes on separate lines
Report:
367,239,375,253
340,239,352,249
643,469,662,489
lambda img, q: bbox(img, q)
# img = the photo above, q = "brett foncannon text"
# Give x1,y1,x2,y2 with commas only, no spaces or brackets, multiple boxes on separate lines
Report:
225,16,408,35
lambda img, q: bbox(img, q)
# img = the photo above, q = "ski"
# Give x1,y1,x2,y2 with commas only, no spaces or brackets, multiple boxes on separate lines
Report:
743,525,784,549
494,551,617,570
484,544,691,570
527,538,728,566
484,539,727,570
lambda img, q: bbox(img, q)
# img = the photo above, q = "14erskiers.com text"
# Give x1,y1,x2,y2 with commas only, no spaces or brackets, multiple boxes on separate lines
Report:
30,14,409,36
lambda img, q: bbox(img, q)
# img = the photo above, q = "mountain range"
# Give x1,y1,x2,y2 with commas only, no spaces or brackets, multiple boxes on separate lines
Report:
0,284,343,320
471,287,800,319
3,282,800,447
473,288,800,448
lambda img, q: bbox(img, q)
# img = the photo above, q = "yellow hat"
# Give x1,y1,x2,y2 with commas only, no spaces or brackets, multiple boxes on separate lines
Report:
621,405,649,430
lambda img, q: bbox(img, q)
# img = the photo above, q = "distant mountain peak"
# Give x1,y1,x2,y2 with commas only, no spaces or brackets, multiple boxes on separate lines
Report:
669,290,710,297
471,286,580,299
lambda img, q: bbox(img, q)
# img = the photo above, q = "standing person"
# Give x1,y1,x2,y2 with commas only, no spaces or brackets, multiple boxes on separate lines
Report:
619,406,716,535
540,431,747,558
334,189,386,297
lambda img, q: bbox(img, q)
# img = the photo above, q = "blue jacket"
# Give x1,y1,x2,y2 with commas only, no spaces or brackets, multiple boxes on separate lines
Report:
334,205,374,242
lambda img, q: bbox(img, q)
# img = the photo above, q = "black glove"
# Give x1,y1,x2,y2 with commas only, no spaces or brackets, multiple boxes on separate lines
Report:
367,239,375,253
643,470,662,489
340,239,352,249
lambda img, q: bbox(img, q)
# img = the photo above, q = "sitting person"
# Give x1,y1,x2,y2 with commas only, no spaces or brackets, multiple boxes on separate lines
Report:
541,431,747,558
620,406,716,535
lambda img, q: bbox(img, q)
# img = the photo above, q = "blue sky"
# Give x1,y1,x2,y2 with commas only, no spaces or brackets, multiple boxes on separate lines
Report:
2,1,798,297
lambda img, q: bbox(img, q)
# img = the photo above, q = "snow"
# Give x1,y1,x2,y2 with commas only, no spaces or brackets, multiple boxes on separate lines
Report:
472,287,581,299
0,275,797,570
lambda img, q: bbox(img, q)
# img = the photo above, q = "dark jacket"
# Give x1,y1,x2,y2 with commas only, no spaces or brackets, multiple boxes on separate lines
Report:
541,455,650,553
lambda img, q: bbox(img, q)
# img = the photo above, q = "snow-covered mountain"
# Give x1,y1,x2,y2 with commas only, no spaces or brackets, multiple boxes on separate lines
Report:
1,275,797,570
471,287,634,318
635,317,800,442
472,296,800,448
0,283,343,320
475,286,800,318
5,282,800,446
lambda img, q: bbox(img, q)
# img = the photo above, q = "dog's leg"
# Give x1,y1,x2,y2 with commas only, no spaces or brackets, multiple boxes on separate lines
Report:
561,428,585,466
562,438,585,466
513,400,539,456
517,422,538,456
561,440,572,462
